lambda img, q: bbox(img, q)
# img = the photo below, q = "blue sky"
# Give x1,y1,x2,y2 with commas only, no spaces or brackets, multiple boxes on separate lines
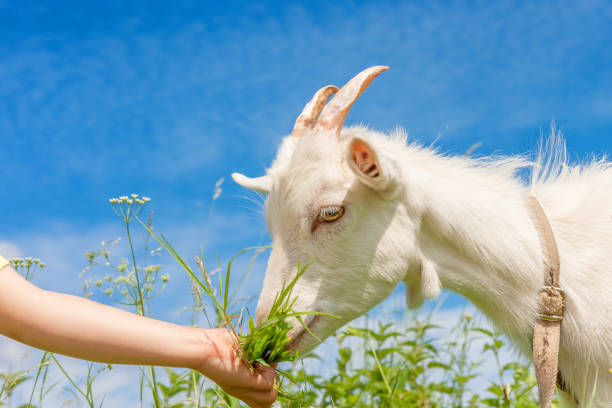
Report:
2,0,611,237
2,0,612,300
1,0,612,402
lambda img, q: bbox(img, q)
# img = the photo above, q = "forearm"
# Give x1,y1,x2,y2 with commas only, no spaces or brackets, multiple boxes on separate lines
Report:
0,265,206,369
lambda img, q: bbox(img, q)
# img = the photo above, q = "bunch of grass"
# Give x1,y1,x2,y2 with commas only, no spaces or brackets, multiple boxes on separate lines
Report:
239,262,317,367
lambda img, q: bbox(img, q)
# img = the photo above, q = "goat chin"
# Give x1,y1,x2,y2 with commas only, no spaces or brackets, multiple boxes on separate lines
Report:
285,315,332,355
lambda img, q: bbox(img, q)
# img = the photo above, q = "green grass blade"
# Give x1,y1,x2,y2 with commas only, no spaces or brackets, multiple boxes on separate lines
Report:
368,334,392,396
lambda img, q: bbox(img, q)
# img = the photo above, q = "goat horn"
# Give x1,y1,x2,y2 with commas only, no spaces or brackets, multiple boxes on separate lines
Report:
291,85,339,138
315,66,388,138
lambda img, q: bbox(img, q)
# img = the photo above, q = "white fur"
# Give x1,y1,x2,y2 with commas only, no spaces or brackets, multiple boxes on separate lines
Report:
234,125,612,406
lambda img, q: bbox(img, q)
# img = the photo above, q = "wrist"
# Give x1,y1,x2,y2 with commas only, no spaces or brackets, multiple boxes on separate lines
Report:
194,328,243,378
187,327,212,372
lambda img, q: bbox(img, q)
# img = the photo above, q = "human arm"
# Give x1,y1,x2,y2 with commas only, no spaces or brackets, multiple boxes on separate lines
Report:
0,262,277,407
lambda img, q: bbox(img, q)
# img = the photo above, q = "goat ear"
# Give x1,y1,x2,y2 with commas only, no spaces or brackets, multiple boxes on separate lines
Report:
347,137,398,198
405,255,441,309
231,173,272,193
348,138,383,185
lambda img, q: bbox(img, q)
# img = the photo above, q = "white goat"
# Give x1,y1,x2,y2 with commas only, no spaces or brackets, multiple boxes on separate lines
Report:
232,66,612,406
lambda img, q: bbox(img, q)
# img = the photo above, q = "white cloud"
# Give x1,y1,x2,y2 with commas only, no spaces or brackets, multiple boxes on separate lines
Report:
5,221,124,294
0,337,35,367
0,336,152,407
0,240,21,258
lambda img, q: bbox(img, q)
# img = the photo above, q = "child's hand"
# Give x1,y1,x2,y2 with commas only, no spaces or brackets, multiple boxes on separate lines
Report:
198,328,278,408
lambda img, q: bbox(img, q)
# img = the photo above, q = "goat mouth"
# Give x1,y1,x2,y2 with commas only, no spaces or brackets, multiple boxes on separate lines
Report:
286,315,322,351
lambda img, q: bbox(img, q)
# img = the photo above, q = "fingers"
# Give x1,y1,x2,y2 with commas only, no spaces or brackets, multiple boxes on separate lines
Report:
243,362,277,391
241,387,278,408
225,379,279,408
259,364,278,386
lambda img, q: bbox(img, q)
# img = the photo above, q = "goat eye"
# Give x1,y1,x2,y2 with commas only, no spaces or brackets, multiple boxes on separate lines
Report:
318,206,345,223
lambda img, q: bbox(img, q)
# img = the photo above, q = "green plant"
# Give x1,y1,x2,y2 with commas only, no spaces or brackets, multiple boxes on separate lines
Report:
0,367,31,407
8,257,45,281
